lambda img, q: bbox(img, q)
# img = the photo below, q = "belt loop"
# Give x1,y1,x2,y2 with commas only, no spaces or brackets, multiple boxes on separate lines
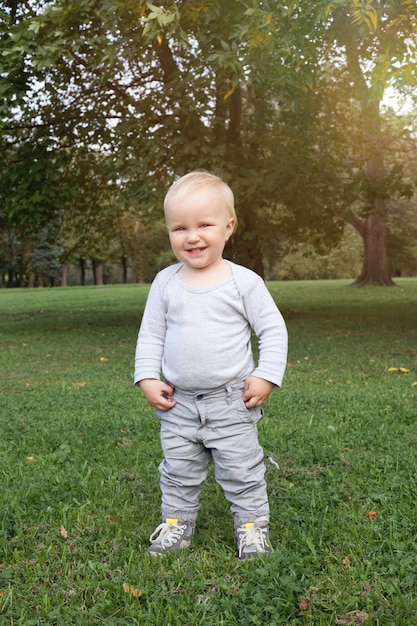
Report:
226,384,233,405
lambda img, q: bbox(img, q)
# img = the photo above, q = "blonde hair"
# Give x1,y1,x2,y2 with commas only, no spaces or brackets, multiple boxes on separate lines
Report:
164,171,237,232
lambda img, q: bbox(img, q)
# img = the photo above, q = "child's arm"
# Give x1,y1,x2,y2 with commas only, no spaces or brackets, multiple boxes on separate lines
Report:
238,269,288,391
134,276,166,386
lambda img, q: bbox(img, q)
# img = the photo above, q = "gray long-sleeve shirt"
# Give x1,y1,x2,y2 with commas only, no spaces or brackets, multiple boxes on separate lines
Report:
134,261,288,391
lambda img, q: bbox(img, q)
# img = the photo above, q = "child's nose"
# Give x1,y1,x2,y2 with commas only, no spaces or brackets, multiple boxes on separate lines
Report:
187,229,200,242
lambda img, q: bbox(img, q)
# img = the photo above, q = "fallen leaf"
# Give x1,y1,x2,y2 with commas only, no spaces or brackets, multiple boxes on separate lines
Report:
336,610,370,625
363,583,372,595
399,367,409,373
120,437,133,447
299,598,310,610
342,555,350,567
366,511,378,519
25,456,35,462
100,357,109,362
412,381,417,387
123,582,143,598
60,525,68,539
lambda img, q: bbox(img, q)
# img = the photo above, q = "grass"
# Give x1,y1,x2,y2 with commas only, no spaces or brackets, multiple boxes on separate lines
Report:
1,278,417,625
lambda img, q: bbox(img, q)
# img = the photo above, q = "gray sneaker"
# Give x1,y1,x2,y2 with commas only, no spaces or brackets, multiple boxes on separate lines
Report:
236,520,272,560
148,518,194,556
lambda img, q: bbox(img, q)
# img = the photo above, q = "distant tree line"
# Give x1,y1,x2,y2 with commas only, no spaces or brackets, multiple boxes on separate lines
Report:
1,0,417,287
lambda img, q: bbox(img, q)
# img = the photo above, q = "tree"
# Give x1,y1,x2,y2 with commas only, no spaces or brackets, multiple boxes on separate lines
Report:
1,0,290,278
1,0,416,285
240,0,417,285
326,0,417,285
0,130,74,286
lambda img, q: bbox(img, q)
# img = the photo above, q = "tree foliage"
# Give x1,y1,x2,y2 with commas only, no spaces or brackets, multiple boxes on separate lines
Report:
0,0,416,285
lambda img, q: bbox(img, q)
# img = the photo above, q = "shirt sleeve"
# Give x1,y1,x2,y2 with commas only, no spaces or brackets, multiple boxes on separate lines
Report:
134,275,166,385
240,274,288,387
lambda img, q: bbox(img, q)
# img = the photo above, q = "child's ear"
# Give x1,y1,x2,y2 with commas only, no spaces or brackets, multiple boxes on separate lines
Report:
226,218,235,239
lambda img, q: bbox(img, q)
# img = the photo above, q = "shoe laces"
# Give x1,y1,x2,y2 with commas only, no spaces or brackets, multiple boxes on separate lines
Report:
238,523,268,552
149,520,187,548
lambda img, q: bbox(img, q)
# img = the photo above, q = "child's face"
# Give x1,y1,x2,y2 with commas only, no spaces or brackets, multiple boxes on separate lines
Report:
165,187,235,272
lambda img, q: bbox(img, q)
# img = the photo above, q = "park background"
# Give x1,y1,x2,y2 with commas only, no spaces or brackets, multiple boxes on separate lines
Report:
1,1,417,289
1,2,417,624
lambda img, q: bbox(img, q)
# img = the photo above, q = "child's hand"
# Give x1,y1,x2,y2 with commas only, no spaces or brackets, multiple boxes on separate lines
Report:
138,379,176,411
243,376,273,408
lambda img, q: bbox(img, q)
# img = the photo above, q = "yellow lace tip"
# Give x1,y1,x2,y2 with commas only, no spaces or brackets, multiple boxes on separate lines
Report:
166,518,178,525
245,522,254,529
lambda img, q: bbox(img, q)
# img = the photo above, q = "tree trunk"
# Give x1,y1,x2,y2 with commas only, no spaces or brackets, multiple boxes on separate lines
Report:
231,211,265,278
61,264,68,287
94,260,104,286
224,85,265,277
121,256,128,284
351,204,395,286
344,40,395,287
80,258,86,286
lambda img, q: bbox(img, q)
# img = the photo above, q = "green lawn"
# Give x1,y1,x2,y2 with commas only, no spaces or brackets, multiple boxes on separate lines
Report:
1,279,417,625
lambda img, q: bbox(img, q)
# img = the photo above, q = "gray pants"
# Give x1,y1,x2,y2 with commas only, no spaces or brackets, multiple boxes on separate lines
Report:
155,380,269,528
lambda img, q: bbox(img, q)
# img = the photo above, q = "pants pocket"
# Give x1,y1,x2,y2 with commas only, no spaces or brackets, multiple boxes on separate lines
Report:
236,397,264,424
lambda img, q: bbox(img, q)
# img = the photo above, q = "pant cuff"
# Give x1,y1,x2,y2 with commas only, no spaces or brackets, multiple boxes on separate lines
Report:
162,511,198,523
234,515,269,529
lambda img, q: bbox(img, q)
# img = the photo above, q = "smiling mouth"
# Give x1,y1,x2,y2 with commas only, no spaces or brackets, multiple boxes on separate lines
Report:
187,247,206,252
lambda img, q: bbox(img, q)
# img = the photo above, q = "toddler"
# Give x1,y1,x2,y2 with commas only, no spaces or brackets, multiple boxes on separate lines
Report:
134,171,287,559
